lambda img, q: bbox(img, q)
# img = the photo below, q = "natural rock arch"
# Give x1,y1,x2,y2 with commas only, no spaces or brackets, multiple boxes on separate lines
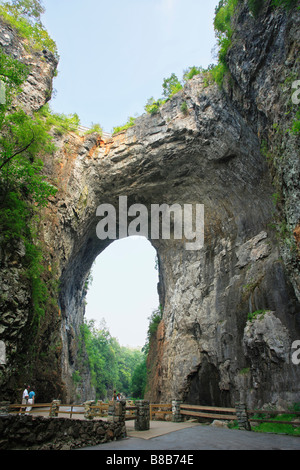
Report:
44,76,300,405
1,4,300,407
84,235,159,347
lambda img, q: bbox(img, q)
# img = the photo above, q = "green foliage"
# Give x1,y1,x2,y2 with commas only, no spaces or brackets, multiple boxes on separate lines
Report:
0,47,59,326
183,66,203,82
147,307,163,338
144,97,166,115
0,1,59,58
131,306,163,398
84,122,103,136
24,237,49,322
144,73,182,116
162,73,183,99
0,47,29,94
130,356,147,398
36,104,80,136
252,409,300,436
213,0,239,86
247,309,266,322
247,0,264,16
214,0,238,36
80,307,164,400
271,0,300,9
180,101,188,114
112,116,136,135
80,320,145,400
291,109,300,135
4,0,45,22
142,306,163,356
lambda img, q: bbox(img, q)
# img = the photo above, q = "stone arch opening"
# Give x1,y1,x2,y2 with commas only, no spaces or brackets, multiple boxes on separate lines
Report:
84,236,160,348
58,224,165,402
54,79,300,406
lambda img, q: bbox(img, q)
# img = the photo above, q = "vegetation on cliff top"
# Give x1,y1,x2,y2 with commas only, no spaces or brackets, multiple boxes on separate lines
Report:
0,0,59,58
140,0,299,119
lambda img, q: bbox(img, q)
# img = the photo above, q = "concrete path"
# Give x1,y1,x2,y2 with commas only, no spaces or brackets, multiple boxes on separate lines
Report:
81,422,300,451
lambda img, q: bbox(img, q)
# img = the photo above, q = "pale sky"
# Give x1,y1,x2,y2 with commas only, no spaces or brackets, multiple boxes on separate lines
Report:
41,0,220,347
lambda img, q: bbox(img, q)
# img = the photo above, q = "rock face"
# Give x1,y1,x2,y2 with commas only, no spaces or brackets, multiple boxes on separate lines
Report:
0,1,299,407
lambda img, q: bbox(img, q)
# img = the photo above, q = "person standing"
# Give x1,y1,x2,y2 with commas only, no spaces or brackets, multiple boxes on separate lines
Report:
26,388,36,414
20,385,30,414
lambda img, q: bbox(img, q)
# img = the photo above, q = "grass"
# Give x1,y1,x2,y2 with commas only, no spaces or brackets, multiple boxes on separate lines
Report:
251,413,300,436
247,309,267,322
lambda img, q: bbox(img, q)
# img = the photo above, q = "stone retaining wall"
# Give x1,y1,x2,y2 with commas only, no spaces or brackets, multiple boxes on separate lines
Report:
0,414,125,450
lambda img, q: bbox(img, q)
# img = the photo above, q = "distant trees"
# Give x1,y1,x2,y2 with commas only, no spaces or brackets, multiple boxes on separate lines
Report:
79,320,145,400
80,307,163,401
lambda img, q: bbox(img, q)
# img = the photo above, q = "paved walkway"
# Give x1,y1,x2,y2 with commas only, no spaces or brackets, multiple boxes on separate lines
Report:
81,421,300,451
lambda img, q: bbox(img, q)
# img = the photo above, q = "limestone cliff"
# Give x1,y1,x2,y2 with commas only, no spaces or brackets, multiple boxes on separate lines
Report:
0,1,299,407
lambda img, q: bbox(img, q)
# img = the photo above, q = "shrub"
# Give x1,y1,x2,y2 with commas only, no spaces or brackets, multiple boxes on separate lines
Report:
84,123,103,136
144,97,166,115
36,104,80,135
162,73,183,99
112,116,136,135
183,66,203,82
180,101,188,114
247,309,266,322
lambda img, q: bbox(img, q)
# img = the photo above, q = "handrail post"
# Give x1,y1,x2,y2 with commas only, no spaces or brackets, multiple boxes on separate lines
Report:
235,402,251,431
49,400,61,417
83,400,95,420
135,400,150,431
172,399,183,422
108,400,127,437
0,401,9,416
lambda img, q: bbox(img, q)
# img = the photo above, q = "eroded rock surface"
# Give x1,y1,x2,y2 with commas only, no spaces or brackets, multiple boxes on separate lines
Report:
0,2,299,407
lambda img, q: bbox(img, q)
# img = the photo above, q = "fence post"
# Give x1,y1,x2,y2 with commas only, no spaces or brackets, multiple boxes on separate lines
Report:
84,400,95,420
235,402,251,431
172,399,183,422
135,400,150,431
49,400,61,417
0,401,9,416
115,400,126,424
107,400,126,437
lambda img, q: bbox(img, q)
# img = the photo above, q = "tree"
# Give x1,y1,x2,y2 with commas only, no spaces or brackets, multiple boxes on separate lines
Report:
3,0,45,23
130,357,147,398
80,320,145,400
0,48,57,205
0,1,58,56
162,73,183,99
